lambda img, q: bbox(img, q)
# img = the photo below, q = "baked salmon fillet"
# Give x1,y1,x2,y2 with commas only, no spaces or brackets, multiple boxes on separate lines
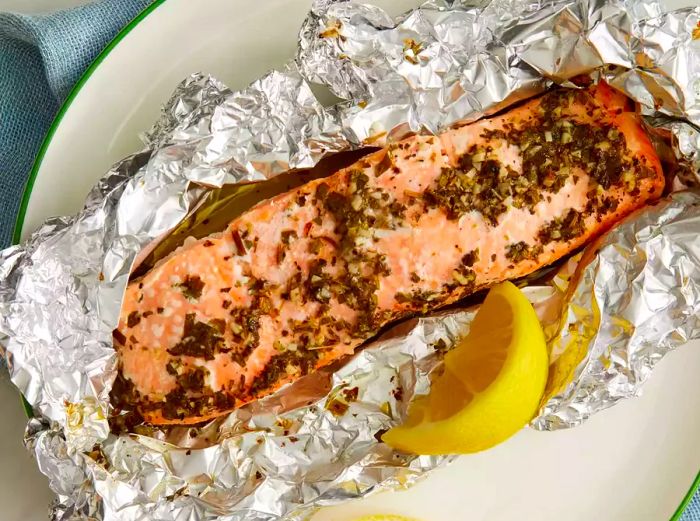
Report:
111,83,663,425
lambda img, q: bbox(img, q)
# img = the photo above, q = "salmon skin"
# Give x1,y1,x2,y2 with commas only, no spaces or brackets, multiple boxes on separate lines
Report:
111,83,663,425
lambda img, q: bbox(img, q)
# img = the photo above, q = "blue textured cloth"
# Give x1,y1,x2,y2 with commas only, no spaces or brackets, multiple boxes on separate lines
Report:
0,1,698,519
684,490,700,521
0,0,152,248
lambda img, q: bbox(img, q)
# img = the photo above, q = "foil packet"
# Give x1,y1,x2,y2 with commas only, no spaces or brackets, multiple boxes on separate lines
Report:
0,0,699,519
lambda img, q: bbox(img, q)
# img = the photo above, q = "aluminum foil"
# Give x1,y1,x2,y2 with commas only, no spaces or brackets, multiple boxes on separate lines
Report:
532,191,700,429
0,0,699,519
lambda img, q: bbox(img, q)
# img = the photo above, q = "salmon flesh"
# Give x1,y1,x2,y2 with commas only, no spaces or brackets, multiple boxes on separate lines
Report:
111,83,664,425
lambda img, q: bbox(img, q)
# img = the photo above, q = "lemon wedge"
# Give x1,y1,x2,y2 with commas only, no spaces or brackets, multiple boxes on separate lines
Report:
382,281,548,455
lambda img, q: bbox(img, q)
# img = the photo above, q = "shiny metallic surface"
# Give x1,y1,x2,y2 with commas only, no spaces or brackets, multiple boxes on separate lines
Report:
532,191,700,429
0,0,698,519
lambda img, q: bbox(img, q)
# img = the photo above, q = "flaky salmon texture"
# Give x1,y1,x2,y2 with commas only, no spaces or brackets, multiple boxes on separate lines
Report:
111,83,664,425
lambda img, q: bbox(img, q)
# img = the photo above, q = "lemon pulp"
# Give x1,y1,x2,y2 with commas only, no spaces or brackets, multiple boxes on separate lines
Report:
382,281,548,455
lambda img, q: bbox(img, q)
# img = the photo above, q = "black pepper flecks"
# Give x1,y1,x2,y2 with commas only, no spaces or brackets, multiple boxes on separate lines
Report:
505,241,543,263
228,307,260,364
424,157,515,224
585,189,621,220
395,288,441,312
537,209,586,244
281,230,297,245
180,366,209,392
310,171,400,337
248,350,320,398
425,87,653,226
286,312,349,350
159,385,237,421
452,264,476,289
461,248,479,267
165,359,181,376
167,313,224,360
115,86,660,426
175,275,205,301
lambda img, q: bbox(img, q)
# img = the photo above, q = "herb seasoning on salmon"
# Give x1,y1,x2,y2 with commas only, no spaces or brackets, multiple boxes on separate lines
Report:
112,83,664,425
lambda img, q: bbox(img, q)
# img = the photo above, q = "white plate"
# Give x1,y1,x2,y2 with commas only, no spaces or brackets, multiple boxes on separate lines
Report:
6,0,699,520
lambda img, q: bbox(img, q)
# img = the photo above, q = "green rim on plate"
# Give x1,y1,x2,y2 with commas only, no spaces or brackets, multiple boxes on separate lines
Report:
673,472,700,521
9,0,699,518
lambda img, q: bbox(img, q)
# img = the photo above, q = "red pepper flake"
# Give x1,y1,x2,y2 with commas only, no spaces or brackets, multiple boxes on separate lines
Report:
142,311,154,318
113,329,127,345
157,307,165,314
276,245,286,264
320,236,338,248
326,394,351,416
220,287,232,293
127,311,141,328
232,229,247,256
342,386,359,402
203,240,215,247
303,221,313,237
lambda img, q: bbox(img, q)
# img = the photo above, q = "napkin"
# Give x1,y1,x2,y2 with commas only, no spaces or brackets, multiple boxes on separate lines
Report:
0,0,151,248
